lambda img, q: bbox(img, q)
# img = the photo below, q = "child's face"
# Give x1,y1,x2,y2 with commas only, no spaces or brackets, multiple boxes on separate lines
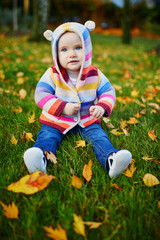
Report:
58,32,83,72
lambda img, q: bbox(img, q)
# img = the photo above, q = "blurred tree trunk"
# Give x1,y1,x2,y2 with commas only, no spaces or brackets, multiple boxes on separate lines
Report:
122,0,131,44
30,0,48,41
13,0,18,31
24,0,29,15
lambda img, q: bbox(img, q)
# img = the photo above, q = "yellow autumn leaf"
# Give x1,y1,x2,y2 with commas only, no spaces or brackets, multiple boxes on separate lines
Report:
75,140,85,148
148,130,157,142
7,171,56,194
11,134,18,145
25,132,35,142
28,112,36,123
82,160,93,182
72,175,83,189
134,112,141,118
12,106,23,113
120,120,128,129
142,156,154,161
123,161,136,178
110,129,124,135
143,173,160,187
44,224,68,240
131,90,139,98
73,214,86,237
77,100,85,104
84,221,102,229
44,151,57,164
19,89,27,99
0,201,18,219
127,117,138,124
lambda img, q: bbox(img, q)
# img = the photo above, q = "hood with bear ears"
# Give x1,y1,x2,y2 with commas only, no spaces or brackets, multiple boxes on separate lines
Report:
43,20,95,82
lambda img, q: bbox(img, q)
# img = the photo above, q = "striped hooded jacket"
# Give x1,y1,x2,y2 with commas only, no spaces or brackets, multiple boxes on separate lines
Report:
35,21,116,134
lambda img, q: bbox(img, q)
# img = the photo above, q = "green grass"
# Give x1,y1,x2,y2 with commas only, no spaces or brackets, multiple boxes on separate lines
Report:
0,33,160,240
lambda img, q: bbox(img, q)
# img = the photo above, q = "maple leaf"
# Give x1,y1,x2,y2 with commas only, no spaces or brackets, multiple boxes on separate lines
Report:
19,89,27,99
11,135,18,145
72,175,83,189
75,140,85,148
143,173,159,187
131,90,139,98
134,112,141,118
73,214,86,237
12,106,23,113
84,221,102,229
123,161,136,178
25,132,35,142
44,151,57,164
127,117,138,124
0,201,18,219
120,120,128,129
7,171,56,195
82,160,93,182
44,224,68,240
28,112,36,123
110,128,124,135
148,130,157,142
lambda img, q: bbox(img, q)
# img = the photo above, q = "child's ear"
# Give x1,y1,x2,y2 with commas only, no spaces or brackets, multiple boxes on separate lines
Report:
43,30,52,41
84,21,95,31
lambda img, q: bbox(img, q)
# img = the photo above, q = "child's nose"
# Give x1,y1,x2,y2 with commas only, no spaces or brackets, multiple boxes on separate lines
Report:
69,49,76,57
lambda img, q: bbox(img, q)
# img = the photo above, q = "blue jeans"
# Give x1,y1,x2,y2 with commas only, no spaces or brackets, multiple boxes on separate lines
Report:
34,124,118,170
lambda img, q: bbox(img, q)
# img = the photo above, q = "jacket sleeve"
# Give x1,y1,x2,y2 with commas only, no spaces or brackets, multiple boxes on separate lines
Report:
96,70,116,117
34,68,67,117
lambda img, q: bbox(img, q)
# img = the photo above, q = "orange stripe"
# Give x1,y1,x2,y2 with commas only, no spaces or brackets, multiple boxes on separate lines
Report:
82,65,96,74
40,114,70,129
48,99,62,115
83,118,100,127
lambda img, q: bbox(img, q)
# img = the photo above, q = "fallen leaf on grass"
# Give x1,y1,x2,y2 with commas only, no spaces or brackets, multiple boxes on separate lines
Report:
44,151,57,164
111,184,122,191
73,214,86,237
127,117,138,124
11,135,18,145
123,160,136,178
148,130,157,142
148,102,160,111
75,140,85,148
84,221,102,229
131,90,139,98
110,129,124,135
44,224,67,240
28,112,36,123
140,108,147,115
134,112,141,118
7,171,56,194
19,89,27,99
142,156,154,161
12,106,22,113
82,160,93,182
72,175,83,189
25,132,35,142
143,173,159,187
0,201,18,219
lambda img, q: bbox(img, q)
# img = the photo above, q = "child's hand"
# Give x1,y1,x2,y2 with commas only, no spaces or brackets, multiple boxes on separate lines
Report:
89,105,105,119
62,103,80,116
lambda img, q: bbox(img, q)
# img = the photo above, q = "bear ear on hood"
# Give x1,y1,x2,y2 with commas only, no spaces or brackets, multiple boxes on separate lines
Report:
43,30,52,41
84,20,95,31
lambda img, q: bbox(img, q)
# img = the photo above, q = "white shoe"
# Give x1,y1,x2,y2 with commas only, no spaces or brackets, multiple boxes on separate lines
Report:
23,147,47,173
108,150,132,178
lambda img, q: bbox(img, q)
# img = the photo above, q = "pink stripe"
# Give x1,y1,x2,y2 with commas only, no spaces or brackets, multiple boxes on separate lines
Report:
81,114,90,120
37,95,55,108
53,115,76,122
99,94,116,102
85,50,92,61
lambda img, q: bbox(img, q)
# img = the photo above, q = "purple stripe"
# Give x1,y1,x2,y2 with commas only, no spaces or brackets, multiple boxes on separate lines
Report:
37,95,55,108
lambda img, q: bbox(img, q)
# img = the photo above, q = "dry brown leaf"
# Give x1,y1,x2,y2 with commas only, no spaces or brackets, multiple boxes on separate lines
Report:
110,129,124,135
82,160,93,182
127,117,138,124
28,112,36,123
73,214,86,237
111,184,122,191
44,151,57,164
7,171,56,194
44,224,68,240
148,130,157,142
158,201,160,208
12,106,22,113
0,201,19,219
143,173,160,187
25,132,35,142
75,140,85,148
84,221,102,229
72,175,83,189
11,135,18,145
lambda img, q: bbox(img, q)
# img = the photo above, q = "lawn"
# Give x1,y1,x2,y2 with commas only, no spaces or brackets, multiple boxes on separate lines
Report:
0,33,160,240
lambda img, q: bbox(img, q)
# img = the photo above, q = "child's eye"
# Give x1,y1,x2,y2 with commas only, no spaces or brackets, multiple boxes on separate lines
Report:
76,46,82,50
61,48,67,52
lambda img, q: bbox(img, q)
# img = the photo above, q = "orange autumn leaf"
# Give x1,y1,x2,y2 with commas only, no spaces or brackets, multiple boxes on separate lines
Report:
110,128,124,135
82,160,93,182
12,106,23,113
111,184,122,191
84,221,102,229
25,132,35,142
0,201,19,219
7,171,56,195
44,224,68,240
72,175,83,189
123,160,136,178
148,130,157,142
127,117,138,124
75,140,85,148
28,112,36,123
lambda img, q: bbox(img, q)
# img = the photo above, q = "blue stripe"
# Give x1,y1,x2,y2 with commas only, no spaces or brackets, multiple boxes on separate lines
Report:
82,28,90,41
37,82,55,94
97,82,112,98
